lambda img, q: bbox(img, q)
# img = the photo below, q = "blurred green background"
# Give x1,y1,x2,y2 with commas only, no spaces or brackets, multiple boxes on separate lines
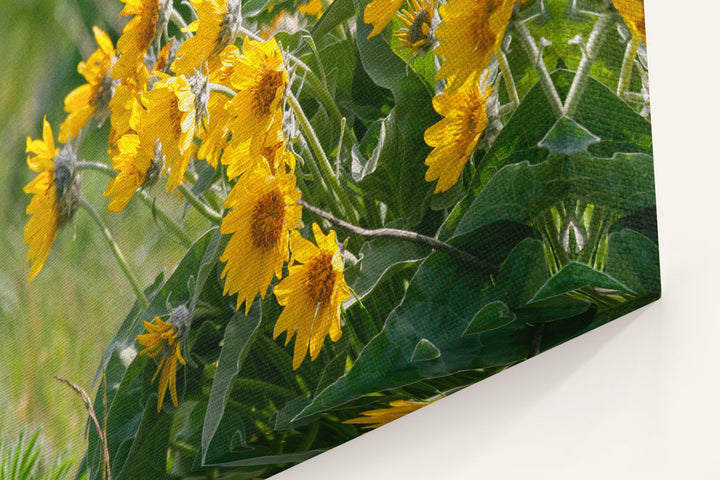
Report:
0,0,202,464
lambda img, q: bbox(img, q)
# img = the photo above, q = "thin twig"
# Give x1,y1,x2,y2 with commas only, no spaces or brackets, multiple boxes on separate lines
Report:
55,376,112,480
300,200,497,272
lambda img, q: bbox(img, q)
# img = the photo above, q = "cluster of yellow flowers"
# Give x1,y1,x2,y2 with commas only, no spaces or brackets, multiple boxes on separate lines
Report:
364,0,522,193
24,0,350,411
365,0,646,193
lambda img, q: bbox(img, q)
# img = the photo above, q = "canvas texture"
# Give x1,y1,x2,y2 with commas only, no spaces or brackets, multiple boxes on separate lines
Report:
12,0,657,478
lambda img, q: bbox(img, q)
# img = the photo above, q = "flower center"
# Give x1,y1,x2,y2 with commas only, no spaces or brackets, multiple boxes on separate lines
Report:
408,7,431,45
252,65,285,117
304,251,336,306
261,141,284,170
250,188,286,249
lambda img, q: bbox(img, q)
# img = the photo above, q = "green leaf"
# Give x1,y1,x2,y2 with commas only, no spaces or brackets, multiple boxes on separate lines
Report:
577,76,653,158
189,320,223,365
604,229,660,298
411,339,442,362
314,347,349,396
344,237,429,302
312,0,354,40
115,396,173,480
454,152,656,237
494,238,550,309
528,262,636,304
201,302,262,464
539,116,600,154
189,228,223,313
463,301,517,335
352,0,439,225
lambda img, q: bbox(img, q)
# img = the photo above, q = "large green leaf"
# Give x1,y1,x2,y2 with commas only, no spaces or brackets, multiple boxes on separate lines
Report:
577,77,653,158
201,302,263,464
454,152,656,237
343,236,429,302
604,229,661,298
528,261,636,303
115,396,173,480
351,0,438,226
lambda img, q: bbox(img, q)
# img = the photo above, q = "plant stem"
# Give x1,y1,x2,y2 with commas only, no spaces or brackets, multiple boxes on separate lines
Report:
74,161,193,248
497,49,520,108
512,20,563,118
208,82,236,99
336,117,346,178
563,13,611,117
341,306,364,359
79,197,149,309
177,183,223,224
136,192,193,248
616,37,639,97
300,200,497,272
297,421,320,453
290,55,358,147
528,323,545,358
169,8,190,34
287,92,360,223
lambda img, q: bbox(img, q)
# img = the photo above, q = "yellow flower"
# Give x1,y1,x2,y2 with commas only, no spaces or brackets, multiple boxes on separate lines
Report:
171,0,242,75
226,37,288,163
393,0,435,55
435,0,515,91
197,45,241,168
24,118,80,281
343,399,435,429
109,68,148,154
222,109,294,179
59,26,115,143
363,0,404,38
273,224,350,370
113,0,162,80
613,0,646,44
424,76,492,193
137,316,187,412
103,132,161,212
133,73,197,192
220,165,302,314
298,0,326,18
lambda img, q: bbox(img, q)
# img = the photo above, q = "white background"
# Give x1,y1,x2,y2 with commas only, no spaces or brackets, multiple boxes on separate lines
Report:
274,1,720,478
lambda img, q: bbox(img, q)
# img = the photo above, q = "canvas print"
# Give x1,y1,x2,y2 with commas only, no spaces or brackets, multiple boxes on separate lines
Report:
1,0,657,478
